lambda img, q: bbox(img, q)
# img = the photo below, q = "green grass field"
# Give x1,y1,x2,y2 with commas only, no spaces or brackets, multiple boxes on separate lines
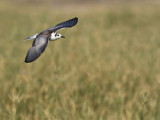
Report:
0,2,160,120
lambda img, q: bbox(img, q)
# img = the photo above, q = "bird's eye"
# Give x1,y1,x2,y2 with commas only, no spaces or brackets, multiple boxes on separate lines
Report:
57,34,59,36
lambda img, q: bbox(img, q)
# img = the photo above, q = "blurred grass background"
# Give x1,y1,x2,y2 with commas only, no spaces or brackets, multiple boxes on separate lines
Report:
0,0,160,120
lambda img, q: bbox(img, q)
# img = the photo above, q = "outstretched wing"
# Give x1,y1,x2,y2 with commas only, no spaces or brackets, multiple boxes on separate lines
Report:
46,17,78,32
25,34,49,63
24,17,78,40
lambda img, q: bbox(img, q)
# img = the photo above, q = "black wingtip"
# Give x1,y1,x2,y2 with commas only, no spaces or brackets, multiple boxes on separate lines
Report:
24,58,30,63
24,61,29,63
24,54,33,63
24,56,36,63
72,17,78,26
74,17,78,20
74,17,78,22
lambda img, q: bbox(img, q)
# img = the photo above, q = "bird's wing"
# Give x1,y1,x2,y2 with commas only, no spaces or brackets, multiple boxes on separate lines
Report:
46,17,78,32
24,17,78,40
25,34,50,63
24,33,39,40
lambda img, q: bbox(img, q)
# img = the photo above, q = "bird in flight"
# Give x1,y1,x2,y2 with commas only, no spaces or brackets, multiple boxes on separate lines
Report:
24,17,78,63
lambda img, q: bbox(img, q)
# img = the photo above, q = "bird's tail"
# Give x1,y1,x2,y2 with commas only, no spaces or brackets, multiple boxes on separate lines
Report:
24,33,38,40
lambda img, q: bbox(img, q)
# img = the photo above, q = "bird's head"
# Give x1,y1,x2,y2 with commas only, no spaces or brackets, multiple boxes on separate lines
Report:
56,33,65,39
50,33,65,41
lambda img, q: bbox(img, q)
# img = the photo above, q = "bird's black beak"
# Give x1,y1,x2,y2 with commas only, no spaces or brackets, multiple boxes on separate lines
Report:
61,36,65,38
